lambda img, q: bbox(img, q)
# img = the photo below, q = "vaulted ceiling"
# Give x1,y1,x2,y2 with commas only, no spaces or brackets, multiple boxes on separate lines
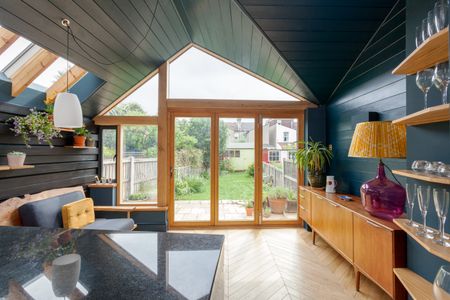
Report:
0,0,396,116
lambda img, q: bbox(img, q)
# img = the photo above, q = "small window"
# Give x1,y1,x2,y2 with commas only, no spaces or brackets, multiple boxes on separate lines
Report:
31,57,74,90
0,37,32,71
234,150,240,158
283,132,289,142
269,151,280,162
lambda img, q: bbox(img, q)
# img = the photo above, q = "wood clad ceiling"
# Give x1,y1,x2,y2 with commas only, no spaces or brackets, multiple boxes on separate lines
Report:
0,0,396,114
238,0,397,103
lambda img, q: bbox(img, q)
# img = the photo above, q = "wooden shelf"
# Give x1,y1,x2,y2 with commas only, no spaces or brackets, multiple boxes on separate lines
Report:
392,170,450,185
0,165,34,171
88,183,117,188
393,268,433,300
393,27,448,75
392,104,450,126
64,146,97,149
394,218,450,262
56,127,75,132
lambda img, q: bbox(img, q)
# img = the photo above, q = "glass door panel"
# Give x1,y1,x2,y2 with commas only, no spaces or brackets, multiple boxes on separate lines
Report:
101,128,117,182
121,125,158,204
262,118,298,222
218,118,255,222
174,117,212,222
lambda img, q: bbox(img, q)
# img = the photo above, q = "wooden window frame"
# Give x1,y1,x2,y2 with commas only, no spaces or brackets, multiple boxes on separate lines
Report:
0,27,19,55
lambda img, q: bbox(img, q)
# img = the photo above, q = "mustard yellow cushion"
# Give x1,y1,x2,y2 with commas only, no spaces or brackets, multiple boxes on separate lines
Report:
62,198,95,229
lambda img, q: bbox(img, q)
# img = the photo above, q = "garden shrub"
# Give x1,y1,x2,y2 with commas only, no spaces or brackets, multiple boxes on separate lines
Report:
246,163,255,177
175,180,191,195
185,177,205,193
128,193,151,200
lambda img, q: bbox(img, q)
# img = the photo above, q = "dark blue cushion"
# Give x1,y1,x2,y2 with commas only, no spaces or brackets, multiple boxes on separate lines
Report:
19,191,85,228
83,218,135,231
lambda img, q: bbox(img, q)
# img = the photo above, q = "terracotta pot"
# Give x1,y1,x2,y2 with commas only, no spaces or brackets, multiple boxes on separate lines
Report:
86,138,95,147
245,207,254,217
48,114,54,122
7,153,26,168
269,198,287,214
73,136,86,147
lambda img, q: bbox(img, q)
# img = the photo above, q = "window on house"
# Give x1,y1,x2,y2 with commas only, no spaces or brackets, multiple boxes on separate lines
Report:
289,151,296,161
234,150,240,158
0,36,32,71
283,132,289,142
269,151,280,162
31,57,74,90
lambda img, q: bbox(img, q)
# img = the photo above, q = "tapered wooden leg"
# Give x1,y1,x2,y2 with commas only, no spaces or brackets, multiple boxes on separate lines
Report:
355,267,361,292
312,230,316,245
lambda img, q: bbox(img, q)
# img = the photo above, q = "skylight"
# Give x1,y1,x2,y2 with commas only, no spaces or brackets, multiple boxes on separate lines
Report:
0,37,32,71
169,47,298,101
31,57,74,90
107,73,159,116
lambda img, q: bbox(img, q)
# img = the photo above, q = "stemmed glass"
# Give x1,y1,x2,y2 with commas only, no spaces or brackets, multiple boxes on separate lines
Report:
433,62,450,104
434,188,450,246
416,69,434,108
415,26,423,48
406,183,419,227
434,265,450,299
435,0,449,32
428,10,437,36
422,18,430,41
417,185,434,239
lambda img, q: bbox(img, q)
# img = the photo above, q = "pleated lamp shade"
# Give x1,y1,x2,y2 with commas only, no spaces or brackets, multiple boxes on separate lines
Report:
348,121,406,158
53,92,83,128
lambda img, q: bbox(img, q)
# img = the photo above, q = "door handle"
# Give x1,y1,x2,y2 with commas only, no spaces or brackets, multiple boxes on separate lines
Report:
327,201,339,208
300,205,306,210
366,220,382,228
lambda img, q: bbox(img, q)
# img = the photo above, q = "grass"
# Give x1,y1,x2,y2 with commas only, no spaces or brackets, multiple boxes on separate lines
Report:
176,171,254,201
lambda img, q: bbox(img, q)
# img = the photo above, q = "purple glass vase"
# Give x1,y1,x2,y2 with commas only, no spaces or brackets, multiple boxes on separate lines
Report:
360,161,406,220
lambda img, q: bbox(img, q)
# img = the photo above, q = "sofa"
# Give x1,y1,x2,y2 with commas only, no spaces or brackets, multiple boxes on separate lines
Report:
19,191,135,231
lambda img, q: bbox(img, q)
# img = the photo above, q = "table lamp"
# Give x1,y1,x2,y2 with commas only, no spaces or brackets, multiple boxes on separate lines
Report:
348,121,407,220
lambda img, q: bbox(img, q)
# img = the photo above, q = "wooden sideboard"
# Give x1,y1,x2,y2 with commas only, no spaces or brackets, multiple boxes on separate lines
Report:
300,186,407,300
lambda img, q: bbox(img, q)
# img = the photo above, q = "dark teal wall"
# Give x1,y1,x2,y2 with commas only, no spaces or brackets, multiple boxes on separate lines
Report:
326,0,407,194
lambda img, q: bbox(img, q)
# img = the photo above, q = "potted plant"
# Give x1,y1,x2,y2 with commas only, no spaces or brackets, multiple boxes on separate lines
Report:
264,207,271,218
245,201,254,217
286,189,298,213
8,108,62,148
7,151,26,168
267,187,289,214
296,140,333,188
85,132,95,147
73,127,89,147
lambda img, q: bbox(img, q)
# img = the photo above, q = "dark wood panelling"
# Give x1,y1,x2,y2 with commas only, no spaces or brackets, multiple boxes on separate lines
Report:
0,103,98,201
325,0,407,195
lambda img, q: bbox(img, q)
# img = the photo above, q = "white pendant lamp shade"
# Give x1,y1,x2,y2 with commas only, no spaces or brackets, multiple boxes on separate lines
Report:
53,92,83,128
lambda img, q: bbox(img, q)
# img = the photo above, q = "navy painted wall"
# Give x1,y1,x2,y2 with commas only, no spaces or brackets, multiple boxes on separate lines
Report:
405,0,450,282
326,0,407,194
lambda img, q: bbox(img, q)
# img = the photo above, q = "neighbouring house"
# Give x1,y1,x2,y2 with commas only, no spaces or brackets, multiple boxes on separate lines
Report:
223,120,255,171
262,120,298,163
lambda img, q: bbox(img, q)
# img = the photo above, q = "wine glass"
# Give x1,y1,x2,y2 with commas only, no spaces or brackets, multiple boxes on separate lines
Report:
416,69,434,108
434,265,450,299
435,0,449,32
428,10,437,36
422,18,430,41
417,185,433,239
406,183,419,227
416,26,423,48
434,188,450,246
433,62,450,104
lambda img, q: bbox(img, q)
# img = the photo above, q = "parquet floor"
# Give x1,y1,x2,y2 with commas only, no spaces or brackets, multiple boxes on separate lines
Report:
177,227,391,300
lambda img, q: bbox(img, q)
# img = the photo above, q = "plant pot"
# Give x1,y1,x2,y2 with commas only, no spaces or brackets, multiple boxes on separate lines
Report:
86,139,95,147
269,198,287,214
7,153,26,168
245,207,254,217
308,172,326,188
286,200,298,213
264,209,271,218
73,136,86,147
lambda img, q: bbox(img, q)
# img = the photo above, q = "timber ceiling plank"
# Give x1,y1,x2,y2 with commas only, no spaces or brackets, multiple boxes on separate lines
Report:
0,27,18,55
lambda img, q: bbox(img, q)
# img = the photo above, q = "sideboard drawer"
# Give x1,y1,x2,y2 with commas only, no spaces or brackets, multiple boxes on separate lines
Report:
299,188,311,224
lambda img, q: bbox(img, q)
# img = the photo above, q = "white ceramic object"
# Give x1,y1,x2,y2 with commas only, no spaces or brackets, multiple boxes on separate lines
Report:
7,153,26,168
325,176,337,193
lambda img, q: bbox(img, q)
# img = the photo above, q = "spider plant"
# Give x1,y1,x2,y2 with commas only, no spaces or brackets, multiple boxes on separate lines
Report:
295,140,333,187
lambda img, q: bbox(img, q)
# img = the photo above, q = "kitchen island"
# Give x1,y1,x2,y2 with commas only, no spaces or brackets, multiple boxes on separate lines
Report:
0,226,224,300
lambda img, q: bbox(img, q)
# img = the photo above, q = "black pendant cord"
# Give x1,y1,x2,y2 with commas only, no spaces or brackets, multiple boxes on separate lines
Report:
383,160,403,186
66,23,69,93
67,0,159,67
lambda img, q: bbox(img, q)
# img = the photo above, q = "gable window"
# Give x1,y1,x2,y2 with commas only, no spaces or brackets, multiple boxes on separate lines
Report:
283,132,289,142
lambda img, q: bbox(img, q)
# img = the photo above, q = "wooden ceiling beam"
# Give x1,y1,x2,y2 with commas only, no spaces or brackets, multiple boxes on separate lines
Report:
93,115,158,126
167,99,316,111
0,27,19,55
11,48,58,97
46,65,87,101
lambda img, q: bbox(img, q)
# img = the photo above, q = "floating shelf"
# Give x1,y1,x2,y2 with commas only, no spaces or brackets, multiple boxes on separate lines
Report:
394,218,450,262
393,27,448,75
392,170,450,185
0,165,35,171
392,104,450,126
393,268,433,300
64,146,97,149
56,127,75,132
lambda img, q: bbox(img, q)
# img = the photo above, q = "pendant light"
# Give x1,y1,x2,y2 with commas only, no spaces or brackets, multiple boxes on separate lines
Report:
53,19,83,128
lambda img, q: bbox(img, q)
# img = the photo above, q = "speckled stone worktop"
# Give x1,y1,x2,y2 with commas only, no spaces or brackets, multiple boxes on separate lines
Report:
0,226,224,299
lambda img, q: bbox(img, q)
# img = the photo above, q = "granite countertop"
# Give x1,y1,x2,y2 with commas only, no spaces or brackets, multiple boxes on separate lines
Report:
0,226,224,300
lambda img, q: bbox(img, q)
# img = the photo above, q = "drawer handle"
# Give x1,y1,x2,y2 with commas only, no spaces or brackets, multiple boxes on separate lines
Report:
327,201,339,208
300,195,305,199
300,205,306,210
366,220,382,228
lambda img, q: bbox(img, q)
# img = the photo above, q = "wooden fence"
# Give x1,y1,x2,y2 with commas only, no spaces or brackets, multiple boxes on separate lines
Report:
263,160,298,192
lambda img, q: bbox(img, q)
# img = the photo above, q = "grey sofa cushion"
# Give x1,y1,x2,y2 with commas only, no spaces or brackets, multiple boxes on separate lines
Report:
19,191,85,228
83,218,135,231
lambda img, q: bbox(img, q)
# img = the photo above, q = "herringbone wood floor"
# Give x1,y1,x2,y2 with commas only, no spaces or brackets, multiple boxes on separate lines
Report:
177,227,391,300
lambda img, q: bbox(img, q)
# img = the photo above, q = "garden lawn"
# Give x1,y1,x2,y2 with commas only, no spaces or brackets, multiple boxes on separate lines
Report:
177,172,254,201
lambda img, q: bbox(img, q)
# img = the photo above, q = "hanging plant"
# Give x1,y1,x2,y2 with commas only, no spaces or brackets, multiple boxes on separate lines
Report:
8,108,62,148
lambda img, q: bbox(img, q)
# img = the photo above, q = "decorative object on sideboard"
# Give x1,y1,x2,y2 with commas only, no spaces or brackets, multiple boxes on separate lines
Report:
348,121,407,220
6,152,26,168
295,140,333,188
73,127,89,147
7,108,62,148
53,19,83,129
325,175,337,193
